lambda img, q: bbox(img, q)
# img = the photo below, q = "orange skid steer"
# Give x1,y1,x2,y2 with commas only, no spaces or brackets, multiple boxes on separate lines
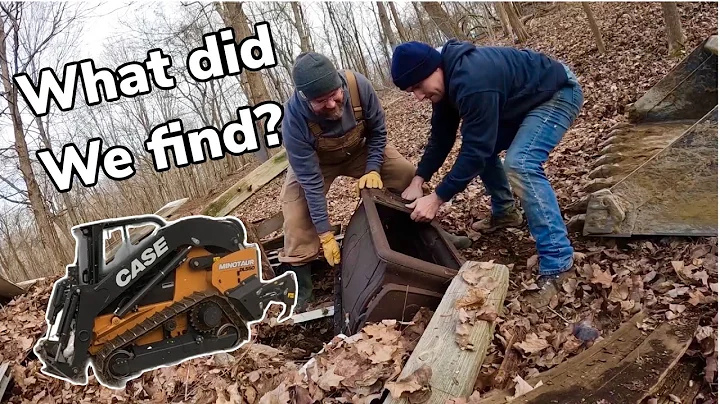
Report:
34,215,297,389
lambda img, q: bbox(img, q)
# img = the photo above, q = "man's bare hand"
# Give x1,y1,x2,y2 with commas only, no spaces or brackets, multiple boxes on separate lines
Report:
401,176,425,201
406,192,443,222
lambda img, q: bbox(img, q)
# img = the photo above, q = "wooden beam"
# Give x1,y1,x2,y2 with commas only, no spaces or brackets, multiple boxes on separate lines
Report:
201,148,288,217
479,310,701,403
0,276,24,301
383,261,510,404
0,361,11,401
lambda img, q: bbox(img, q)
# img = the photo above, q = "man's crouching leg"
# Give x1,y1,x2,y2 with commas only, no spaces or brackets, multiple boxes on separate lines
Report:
276,169,324,310
380,145,472,249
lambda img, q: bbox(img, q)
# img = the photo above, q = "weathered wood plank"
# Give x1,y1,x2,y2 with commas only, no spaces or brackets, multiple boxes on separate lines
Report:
0,276,24,301
654,357,703,404
0,361,10,400
202,148,288,217
479,310,701,404
384,261,510,404
254,211,284,239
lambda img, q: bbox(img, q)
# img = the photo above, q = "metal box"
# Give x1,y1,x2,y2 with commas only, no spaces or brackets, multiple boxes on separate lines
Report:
338,189,464,334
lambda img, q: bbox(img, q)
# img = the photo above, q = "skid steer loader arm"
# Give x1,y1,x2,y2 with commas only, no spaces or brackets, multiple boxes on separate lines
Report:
583,35,718,237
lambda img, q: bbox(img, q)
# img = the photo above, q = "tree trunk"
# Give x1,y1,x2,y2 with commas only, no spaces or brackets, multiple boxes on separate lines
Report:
412,2,431,44
291,2,311,53
346,5,370,77
377,2,398,49
326,3,352,70
494,2,512,38
661,2,686,56
388,2,409,42
374,4,392,64
216,2,272,163
0,22,69,268
422,2,466,41
582,3,606,53
502,2,529,42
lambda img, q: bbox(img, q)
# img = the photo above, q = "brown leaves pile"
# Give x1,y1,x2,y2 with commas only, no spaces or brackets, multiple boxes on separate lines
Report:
455,262,501,351
259,309,432,403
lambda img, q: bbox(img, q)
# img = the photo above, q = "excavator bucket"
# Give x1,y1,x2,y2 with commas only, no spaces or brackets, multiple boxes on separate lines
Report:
582,35,718,237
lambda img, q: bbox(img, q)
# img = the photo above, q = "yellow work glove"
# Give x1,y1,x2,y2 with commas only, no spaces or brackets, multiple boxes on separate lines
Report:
356,171,383,196
319,231,341,266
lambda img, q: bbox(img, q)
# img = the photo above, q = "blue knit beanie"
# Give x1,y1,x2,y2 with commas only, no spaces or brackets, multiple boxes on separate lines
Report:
391,41,442,90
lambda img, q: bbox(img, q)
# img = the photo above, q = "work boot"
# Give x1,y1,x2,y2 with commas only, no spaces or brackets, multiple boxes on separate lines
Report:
439,228,472,249
526,261,575,310
289,263,314,311
471,206,523,233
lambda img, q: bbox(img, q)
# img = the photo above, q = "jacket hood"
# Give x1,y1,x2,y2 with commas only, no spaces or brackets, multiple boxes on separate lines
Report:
440,40,477,77
438,39,478,101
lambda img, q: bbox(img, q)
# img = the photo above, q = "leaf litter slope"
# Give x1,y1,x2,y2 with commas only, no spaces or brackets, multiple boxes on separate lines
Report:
2,2,718,403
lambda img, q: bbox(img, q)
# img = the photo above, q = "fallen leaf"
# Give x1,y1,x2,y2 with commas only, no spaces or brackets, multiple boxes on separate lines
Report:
461,266,491,285
476,305,498,322
514,333,549,354
526,255,538,270
362,323,400,344
672,261,694,284
369,344,396,364
590,267,613,288
695,326,714,342
643,270,657,283
456,323,475,351
562,277,578,294
509,375,543,401
668,304,686,313
456,287,490,310
704,353,718,384
688,289,707,306
318,365,345,391
666,286,690,298
18,336,33,351
693,270,709,287
385,365,432,399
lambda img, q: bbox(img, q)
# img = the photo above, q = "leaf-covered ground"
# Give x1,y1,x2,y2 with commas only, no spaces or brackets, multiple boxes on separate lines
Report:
2,2,718,403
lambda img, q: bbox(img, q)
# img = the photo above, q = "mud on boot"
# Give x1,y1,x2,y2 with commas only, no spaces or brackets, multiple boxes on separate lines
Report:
471,206,524,233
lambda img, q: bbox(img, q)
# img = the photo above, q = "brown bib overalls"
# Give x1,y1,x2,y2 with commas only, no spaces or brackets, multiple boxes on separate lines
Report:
278,70,415,265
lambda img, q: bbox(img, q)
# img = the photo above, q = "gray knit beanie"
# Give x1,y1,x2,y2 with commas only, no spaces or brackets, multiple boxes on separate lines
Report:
292,52,342,100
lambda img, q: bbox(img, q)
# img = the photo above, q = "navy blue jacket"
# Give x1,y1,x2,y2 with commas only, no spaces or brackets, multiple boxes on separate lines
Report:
281,71,386,234
416,40,569,201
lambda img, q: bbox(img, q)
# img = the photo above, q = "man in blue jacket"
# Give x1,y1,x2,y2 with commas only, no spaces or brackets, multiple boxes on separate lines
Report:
391,40,583,308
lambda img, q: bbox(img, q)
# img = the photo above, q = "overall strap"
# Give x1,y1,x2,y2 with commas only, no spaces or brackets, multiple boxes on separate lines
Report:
342,69,363,121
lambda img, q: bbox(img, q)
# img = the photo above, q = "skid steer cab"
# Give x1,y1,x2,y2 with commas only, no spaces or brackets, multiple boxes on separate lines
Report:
34,214,297,389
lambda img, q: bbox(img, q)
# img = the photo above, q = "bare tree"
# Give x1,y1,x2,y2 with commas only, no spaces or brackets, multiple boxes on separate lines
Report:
216,2,274,162
493,2,513,38
0,3,89,266
388,2,409,43
661,2,685,56
377,2,398,49
422,2,467,41
502,2,529,42
291,2,311,53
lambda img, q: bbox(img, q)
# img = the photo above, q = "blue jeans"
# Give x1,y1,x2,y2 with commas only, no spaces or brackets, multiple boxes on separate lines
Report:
481,64,583,275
